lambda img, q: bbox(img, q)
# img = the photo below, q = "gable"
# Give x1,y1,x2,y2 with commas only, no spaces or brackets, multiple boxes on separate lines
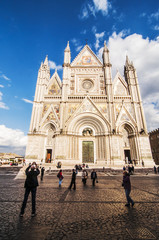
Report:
66,96,110,125
116,105,136,127
47,72,62,96
113,72,128,96
40,104,60,128
71,45,102,67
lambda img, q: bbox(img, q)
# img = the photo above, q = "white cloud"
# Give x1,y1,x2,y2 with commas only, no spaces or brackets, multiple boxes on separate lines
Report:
0,85,4,88
0,125,27,155
95,31,105,50
79,0,110,20
0,92,9,110
0,74,10,81
76,45,83,52
22,98,33,104
48,60,62,71
97,31,159,131
93,0,110,15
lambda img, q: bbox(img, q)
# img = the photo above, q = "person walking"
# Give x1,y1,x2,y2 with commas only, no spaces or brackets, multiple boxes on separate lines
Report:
41,166,45,181
69,169,76,190
82,169,88,186
57,169,64,187
91,169,97,186
20,162,40,217
122,171,134,207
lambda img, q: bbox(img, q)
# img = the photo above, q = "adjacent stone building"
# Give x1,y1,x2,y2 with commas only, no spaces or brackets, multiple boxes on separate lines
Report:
149,129,159,165
25,42,154,167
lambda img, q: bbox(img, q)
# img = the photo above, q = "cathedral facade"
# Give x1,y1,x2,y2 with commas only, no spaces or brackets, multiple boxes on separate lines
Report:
25,42,153,167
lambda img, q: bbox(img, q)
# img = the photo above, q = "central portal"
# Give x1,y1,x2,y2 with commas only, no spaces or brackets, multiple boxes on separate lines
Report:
82,141,94,163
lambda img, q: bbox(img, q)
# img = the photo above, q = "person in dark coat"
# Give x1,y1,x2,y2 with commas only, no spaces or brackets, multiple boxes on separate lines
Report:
122,171,134,207
69,169,76,190
91,169,97,186
20,162,40,217
154,166,157,174
41,166,45,181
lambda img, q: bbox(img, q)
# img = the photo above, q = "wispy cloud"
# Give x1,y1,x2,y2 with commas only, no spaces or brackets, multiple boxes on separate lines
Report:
0,74,11,81
48,60,62,71
0,85,4,88
71,38,83,52
22,98,33,104
150,9,159,21
154,25,159,31
140,12,146,18
0,92,9,110
79,5,89,20
81,29,87,35
79,0,111,20
95,31,105,50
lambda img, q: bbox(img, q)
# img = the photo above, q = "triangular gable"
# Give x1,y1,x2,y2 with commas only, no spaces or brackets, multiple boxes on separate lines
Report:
113,71,128,96
66,96,110,126
71,45,102,67
40,104,60,127
116,104,136,127
47,71,62,95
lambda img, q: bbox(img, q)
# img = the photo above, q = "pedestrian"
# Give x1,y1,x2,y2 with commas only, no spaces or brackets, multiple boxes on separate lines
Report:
122,171,134,207
41,166,45,181
69,169,76,190
82,169,88,186
91,169,97,186
20,162,40,217
57,169,64,187
157,166,159,174
154,166,157,174
142,160,144,167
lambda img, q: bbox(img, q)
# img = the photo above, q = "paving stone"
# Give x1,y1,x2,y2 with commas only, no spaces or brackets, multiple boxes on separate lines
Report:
0,173,159,239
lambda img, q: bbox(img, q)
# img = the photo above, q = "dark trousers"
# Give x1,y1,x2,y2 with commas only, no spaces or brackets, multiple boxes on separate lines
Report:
69,180,76,190
82,178,86,185
92,178,96,186
41,174,44,181
125,189,134,204
20,187,37,214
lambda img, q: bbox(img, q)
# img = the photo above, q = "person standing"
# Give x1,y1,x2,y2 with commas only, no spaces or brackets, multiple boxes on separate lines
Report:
57,169,64,187
91,169,97,186
122,171,134,207
41,166,45,181
20,162,40,217
154,166,157,174
82,169,88,186
69,169,76,190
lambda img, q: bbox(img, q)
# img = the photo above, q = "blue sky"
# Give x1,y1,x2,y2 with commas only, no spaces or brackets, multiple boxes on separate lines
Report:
0,0,159,155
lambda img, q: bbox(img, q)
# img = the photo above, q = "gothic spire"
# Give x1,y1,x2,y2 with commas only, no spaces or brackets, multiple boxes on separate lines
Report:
44,55,49,65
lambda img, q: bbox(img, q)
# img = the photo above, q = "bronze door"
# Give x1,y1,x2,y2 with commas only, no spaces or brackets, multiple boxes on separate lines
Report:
82,141,94,163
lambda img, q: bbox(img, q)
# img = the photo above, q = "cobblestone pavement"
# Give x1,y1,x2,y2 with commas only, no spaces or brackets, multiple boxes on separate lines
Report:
0,171,159,240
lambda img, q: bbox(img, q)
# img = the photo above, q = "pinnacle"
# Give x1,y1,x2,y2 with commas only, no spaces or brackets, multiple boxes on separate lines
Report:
44,55,49,65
